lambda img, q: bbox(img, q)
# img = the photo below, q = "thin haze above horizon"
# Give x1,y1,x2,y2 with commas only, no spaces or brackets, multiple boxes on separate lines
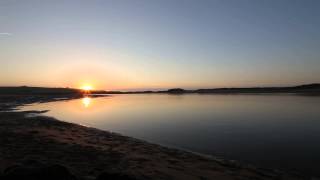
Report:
0,0,320,90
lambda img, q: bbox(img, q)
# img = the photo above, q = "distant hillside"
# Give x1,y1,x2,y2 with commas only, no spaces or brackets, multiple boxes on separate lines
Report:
1,84,319,95
0,86,81,95
193,83,320,94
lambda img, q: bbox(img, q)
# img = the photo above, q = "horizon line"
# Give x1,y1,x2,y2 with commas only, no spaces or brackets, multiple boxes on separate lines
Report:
0,83,319,92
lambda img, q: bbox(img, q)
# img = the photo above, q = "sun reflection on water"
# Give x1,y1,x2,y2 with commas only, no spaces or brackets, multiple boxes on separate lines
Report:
82,97,91,108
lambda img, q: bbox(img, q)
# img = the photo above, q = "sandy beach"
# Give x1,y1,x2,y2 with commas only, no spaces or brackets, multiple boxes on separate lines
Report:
0,95,310,180
1,0,319,178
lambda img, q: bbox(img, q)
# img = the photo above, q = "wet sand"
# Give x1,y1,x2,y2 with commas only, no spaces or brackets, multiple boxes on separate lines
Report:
0,96,310,180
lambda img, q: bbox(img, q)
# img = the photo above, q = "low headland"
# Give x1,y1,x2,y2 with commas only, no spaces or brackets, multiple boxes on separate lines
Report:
94,83,320,95
1,83,319,96
0,85,318,179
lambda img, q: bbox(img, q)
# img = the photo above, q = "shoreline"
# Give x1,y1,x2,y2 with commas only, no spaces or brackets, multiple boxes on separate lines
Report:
0,95,311,179
0,94,107,112
1,83,320,96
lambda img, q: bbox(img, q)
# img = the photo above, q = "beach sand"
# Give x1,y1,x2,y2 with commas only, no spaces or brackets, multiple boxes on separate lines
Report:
0,110,309,180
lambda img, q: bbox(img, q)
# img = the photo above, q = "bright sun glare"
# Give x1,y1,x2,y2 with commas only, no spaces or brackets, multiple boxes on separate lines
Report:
81,85,93,91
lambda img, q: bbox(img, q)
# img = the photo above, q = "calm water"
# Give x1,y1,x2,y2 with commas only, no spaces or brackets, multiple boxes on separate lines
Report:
20,94,320,176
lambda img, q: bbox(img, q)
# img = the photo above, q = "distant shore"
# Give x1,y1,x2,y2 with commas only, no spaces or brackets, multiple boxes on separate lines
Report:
1,83,319,96
0,93,312,179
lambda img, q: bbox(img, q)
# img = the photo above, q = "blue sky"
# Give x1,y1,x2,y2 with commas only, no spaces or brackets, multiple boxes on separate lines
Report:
0,0,319,90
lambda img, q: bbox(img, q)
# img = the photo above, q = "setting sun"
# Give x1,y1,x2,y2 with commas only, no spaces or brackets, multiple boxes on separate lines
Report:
2,1,320,179
81,85,93,91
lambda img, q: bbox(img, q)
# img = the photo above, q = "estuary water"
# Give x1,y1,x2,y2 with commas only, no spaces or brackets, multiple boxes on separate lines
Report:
20,94,320,176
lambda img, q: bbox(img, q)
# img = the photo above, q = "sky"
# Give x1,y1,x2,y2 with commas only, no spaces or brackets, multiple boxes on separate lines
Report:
0,0,320,90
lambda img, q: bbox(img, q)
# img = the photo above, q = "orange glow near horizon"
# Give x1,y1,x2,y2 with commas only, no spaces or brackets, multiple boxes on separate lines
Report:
80,84,93,91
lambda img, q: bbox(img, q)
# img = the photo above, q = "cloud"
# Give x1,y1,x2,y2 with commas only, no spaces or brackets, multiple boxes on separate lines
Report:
0,33,12,36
